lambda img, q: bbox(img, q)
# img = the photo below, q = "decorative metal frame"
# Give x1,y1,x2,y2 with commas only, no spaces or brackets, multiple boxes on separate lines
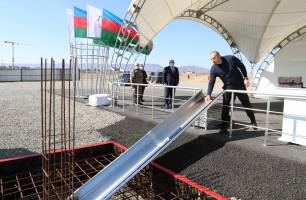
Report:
179,0,242,60
251,26,306,90
107,0,148,101
111,0,306,93
70,39,110,97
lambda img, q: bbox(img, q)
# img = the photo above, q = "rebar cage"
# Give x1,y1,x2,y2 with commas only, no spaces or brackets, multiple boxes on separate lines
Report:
40,58,77,199
70,39,110,97
0,142,221,200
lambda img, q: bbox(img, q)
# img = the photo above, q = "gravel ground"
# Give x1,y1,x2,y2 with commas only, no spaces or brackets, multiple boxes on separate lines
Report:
1,81,306,199
0,81,125,158
97,111,306,200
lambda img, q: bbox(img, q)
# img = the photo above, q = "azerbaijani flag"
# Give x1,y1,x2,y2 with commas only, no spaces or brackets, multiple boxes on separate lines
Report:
138,41,153,55
100,9,128,47
97,9,153,55
74,7,87,38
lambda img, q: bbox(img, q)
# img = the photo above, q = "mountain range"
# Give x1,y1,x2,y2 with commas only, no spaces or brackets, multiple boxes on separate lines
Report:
2,63,210,73
123,64,210,73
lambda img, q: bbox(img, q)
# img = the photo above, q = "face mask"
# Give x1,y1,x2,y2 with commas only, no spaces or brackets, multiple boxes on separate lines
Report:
169,63,174,67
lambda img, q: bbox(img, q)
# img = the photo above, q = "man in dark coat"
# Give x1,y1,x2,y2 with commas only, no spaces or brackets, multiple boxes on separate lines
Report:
139,64,148,102
163,59,179,109
205,51,257,134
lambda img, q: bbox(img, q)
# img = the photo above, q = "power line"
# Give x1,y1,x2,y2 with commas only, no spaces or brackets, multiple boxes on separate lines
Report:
4,40,20,68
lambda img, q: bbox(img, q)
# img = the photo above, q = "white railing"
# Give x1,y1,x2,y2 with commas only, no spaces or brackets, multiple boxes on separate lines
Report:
109,82,306,147
223,89,306,146
108,81,202,118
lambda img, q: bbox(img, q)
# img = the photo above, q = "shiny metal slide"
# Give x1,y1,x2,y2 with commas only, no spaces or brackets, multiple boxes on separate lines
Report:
74,90,222,200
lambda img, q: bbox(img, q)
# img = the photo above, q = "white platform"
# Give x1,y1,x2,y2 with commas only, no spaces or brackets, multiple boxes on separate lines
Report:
279,98,306,146
88,94,112,106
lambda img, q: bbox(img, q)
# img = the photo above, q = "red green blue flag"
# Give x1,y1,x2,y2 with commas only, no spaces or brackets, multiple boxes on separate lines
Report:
96,9,153,55
74,7,87,38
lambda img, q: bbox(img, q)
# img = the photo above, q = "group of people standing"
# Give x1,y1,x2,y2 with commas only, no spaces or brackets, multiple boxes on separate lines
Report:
130,59,180,108
130,51,257,134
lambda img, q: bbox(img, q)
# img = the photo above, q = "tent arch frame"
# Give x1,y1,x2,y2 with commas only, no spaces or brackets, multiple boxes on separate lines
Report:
251,25,306,90
178,9,242,60
124,0,306,91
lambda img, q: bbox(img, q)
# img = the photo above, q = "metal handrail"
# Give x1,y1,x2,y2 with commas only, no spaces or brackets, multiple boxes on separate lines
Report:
109,82,306,147
226,89,306,99
109,81,203,119
111,81,202,90
224,89,306,145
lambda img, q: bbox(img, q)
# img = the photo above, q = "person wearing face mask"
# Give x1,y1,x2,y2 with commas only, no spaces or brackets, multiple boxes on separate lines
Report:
131,63,144,105
163,59,179,109
205,51,257,134
139,64,148,102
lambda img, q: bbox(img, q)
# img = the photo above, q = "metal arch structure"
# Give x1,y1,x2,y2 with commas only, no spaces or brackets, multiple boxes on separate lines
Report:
251,25,306,90
178,0,242,60
108,0,147,99
108,0,242,98
178,9,242,60
114,0,306,93
177,0,242,60
196,0,230,13
71,40,110,97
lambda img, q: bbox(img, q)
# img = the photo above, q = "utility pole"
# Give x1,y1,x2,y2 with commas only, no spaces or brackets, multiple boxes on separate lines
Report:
4,41,19,68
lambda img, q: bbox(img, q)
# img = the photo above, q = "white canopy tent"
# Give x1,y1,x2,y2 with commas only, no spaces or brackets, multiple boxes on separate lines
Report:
128,0,306,63
258,33,306,91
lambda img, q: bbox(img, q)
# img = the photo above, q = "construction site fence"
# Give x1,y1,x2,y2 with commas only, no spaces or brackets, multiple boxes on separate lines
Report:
0,68,79,82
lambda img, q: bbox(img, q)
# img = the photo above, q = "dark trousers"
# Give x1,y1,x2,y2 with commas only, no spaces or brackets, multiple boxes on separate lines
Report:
133,86,145,103
164,87,176,106
140,86,145,101
222,91,256,128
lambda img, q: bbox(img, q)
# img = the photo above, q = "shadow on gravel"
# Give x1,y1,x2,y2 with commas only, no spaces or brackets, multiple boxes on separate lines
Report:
0,148,38,160
156,136,225,172
96,117,155,147
96,113,266,171
156,129,265,172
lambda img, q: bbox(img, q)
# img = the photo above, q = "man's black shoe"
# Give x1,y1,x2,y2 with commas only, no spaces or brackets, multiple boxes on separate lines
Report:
218,128,228,134
134,101,143,105
251,121,258,130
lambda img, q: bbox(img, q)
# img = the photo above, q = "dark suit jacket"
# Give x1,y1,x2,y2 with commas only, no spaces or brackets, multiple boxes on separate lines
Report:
163,66,179,86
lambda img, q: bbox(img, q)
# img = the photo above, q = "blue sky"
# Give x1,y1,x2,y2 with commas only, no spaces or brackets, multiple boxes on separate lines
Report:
0,0,242,69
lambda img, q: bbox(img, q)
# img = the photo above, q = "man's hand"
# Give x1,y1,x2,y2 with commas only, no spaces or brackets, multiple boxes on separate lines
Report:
244,78,250,88
205,95,211,102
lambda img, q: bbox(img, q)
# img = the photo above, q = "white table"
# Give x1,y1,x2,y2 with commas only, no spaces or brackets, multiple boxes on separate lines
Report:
275,88,306,146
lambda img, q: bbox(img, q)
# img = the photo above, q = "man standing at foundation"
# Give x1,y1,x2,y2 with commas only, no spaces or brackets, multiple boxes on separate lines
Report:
163,59,179,109
205,51,257,134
